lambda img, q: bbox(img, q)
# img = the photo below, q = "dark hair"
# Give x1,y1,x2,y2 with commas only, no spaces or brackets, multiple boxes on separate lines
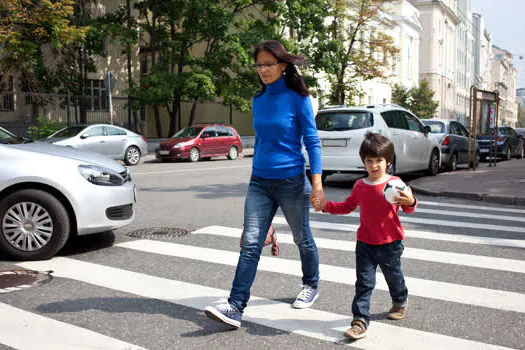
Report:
359,132,395,164
253,40,309,97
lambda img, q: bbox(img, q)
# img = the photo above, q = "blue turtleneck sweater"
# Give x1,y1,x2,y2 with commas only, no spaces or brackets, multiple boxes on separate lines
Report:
252,76,322,179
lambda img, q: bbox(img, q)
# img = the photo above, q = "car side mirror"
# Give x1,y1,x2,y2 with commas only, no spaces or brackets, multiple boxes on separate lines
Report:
424,126,431,134
80,133,89,139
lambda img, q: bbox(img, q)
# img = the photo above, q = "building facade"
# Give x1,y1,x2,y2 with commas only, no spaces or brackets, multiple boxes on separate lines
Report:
472,13,492,90
454,0,473,125
491,46,518,127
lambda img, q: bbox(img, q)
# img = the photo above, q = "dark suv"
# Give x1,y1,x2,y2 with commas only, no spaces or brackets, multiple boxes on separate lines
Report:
155,123,243,162
477,126,524,161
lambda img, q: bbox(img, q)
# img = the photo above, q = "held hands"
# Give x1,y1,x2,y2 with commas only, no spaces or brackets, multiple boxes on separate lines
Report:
309,174,326,212
393,186,416,206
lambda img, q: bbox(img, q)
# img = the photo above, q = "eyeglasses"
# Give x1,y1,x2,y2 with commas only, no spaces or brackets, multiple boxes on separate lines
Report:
253,62,280,70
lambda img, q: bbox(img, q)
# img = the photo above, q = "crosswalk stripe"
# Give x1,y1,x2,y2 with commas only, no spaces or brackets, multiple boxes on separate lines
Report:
308,210,525,233
415,208,525,222
115,240,525,313
273,217,525,249
193,226,525,274
419,200,525,214
0,302,147,350
16,258,515,350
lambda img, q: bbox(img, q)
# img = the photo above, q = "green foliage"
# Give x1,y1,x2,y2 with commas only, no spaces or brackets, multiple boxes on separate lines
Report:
391,80,439,119
27,117,66,140
517,105,525,128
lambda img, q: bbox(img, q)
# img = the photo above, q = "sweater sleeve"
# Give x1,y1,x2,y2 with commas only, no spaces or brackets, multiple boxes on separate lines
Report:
297,95,322,174
324,186,359,215
401,195,418,214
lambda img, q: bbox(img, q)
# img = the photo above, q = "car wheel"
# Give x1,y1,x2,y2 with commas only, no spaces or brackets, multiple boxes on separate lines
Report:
426,149,439,176
228,146,238,160
124,146,141,166
189,147,200,162
0,189,70,261
448,153,458,172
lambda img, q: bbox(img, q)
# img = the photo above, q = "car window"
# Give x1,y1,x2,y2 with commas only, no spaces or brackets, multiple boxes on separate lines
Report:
405,114,422,132
216,126,229,137
0,128,25,144
52,126,87,138
316,112,373,131
227,128,236,136
459,124,469,137
106,127,127,136
85,126,105,137
422,121,445,133
507,128,517,137
201,128,217,137
172,127,202,138
388,111,409,130
450,122,462,136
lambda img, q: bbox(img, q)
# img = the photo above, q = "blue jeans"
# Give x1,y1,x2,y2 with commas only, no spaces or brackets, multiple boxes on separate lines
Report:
228,174,320,312
352,240,408,326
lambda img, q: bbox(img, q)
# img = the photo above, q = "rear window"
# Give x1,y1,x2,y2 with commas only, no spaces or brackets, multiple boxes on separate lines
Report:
315,112,373,131
423,121,445,133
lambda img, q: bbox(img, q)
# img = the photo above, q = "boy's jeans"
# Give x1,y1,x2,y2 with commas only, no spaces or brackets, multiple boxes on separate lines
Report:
352,240,408,326
228,174,320,312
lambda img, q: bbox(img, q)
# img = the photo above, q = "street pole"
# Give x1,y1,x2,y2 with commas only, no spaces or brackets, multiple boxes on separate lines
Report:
108,72,114,125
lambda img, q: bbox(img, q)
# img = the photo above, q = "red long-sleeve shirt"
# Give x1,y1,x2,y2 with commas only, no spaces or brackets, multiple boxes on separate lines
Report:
324,176,417,245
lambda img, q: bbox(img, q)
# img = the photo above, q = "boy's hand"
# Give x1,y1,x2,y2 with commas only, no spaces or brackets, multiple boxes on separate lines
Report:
310,188,326,211
312,197,327,212
393,186,415,206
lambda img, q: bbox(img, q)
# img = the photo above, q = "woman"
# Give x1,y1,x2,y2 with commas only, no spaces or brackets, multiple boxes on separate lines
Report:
204,40,325,329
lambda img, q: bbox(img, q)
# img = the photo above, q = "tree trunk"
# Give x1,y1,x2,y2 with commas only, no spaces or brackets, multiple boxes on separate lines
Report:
126,0,139,133
150,11,162,137
188,97,199,126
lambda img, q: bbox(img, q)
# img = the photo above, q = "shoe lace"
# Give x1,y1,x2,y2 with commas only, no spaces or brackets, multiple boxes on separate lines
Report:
297,285,314,300
216,303,237,314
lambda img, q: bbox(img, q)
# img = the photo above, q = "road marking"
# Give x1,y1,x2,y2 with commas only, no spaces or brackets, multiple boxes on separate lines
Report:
419,200,525,214
414,208,525,222
308,210,525,233
16,258,514,350
274,217,525,249
0,302,146,350
193,226,525,274
131,165,251,175
115,240,525,313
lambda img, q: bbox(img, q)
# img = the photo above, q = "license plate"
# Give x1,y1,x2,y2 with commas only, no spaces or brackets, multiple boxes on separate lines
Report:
158,150,170,155
322,139,347,147
480,148,489,153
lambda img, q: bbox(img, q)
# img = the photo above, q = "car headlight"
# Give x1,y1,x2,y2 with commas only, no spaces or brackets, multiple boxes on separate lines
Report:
172,143,189,148
78,165,125,186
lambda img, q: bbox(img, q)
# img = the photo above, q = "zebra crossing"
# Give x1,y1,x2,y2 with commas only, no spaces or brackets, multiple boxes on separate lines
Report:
1,199,524,349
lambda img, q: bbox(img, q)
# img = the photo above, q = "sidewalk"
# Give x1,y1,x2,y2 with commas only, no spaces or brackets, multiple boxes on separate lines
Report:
408,158,525,206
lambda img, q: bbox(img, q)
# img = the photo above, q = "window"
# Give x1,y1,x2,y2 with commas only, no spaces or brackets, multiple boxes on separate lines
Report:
404,113,423,132
382,111,408,130
84,126,105,137
316,112,373,131
106,126,126,136
227,128,236,136
216,126,229,137
201,128,217,137
423,121,445,133
0,75,14,112
86,80,107,111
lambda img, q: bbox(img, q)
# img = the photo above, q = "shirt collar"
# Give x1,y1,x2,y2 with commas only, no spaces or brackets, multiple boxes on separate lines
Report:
266,76,287,94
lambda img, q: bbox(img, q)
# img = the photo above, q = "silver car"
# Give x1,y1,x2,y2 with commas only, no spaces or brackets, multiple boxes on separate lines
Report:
0,127,136,260
45,124,148,166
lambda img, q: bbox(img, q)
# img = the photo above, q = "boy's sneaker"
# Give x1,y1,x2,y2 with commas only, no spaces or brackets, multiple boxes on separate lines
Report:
204,303,242,329
387,300,408,320
344,320,367,340
292,285,319,309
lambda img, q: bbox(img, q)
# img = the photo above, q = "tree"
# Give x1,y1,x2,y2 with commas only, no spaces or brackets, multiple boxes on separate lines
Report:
391,80,439,119
307,0,398,105
517,104,525,128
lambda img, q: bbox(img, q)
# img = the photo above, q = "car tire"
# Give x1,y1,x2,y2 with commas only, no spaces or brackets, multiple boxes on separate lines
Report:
426,149,440,176
447,153,458,172
228,146,238,160
124,146,141,166
189,147,200,162
0,189,70,261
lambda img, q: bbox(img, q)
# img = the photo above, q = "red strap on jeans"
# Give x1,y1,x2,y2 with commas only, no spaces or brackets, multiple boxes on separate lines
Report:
240,225,279,256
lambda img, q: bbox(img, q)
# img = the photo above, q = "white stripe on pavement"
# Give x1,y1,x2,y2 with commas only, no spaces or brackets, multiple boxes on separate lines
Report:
16,258,514,350
415,208,525,223
0,302,146,350
115,240,525,313
131,165,250,176
192,226,525,274
309,210,525,233
273,217,525,249
419,200,525,214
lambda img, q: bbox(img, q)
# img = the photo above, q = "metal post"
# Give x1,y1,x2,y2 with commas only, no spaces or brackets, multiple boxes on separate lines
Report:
108,72,113,125
468,86,475,169
472,88,478,170
494,91,500,167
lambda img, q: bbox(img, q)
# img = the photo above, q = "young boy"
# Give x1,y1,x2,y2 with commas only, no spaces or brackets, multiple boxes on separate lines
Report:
316,132,417,340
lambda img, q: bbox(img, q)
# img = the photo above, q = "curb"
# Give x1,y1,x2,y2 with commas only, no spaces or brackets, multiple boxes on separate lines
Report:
409,183,525,207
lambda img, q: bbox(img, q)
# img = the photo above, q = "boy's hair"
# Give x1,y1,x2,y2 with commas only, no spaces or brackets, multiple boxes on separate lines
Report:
359,132,395,164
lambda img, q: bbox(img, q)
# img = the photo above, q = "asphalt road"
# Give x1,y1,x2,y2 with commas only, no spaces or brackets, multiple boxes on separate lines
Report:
0,156,524,350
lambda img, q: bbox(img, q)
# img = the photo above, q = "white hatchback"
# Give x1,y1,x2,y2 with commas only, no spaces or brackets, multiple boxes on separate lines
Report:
306,104,441,181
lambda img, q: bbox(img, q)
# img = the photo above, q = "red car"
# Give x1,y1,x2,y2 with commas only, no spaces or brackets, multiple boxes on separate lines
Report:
155,123,243,162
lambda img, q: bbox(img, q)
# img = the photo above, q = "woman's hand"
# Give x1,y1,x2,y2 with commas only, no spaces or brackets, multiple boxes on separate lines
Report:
309,174,325,211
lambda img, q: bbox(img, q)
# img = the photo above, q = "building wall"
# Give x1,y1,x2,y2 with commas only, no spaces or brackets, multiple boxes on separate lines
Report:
490,46,518,127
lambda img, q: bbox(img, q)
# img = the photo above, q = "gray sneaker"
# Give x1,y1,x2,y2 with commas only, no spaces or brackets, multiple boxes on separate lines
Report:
292,285,319,309
204,303,242,329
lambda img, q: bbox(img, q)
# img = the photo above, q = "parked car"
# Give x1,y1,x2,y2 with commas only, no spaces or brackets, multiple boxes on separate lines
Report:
156,123,243,162
515,128,525,154
307,104,441,180
422,119,479,171
476,126,524,161
0,127,136,260
45,124,148,166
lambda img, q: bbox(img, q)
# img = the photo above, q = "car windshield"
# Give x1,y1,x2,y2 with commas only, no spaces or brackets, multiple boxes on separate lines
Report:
51,126,87,138
316,112,373,131
422,121,445,133
0,128,32,144
172,127,203,138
